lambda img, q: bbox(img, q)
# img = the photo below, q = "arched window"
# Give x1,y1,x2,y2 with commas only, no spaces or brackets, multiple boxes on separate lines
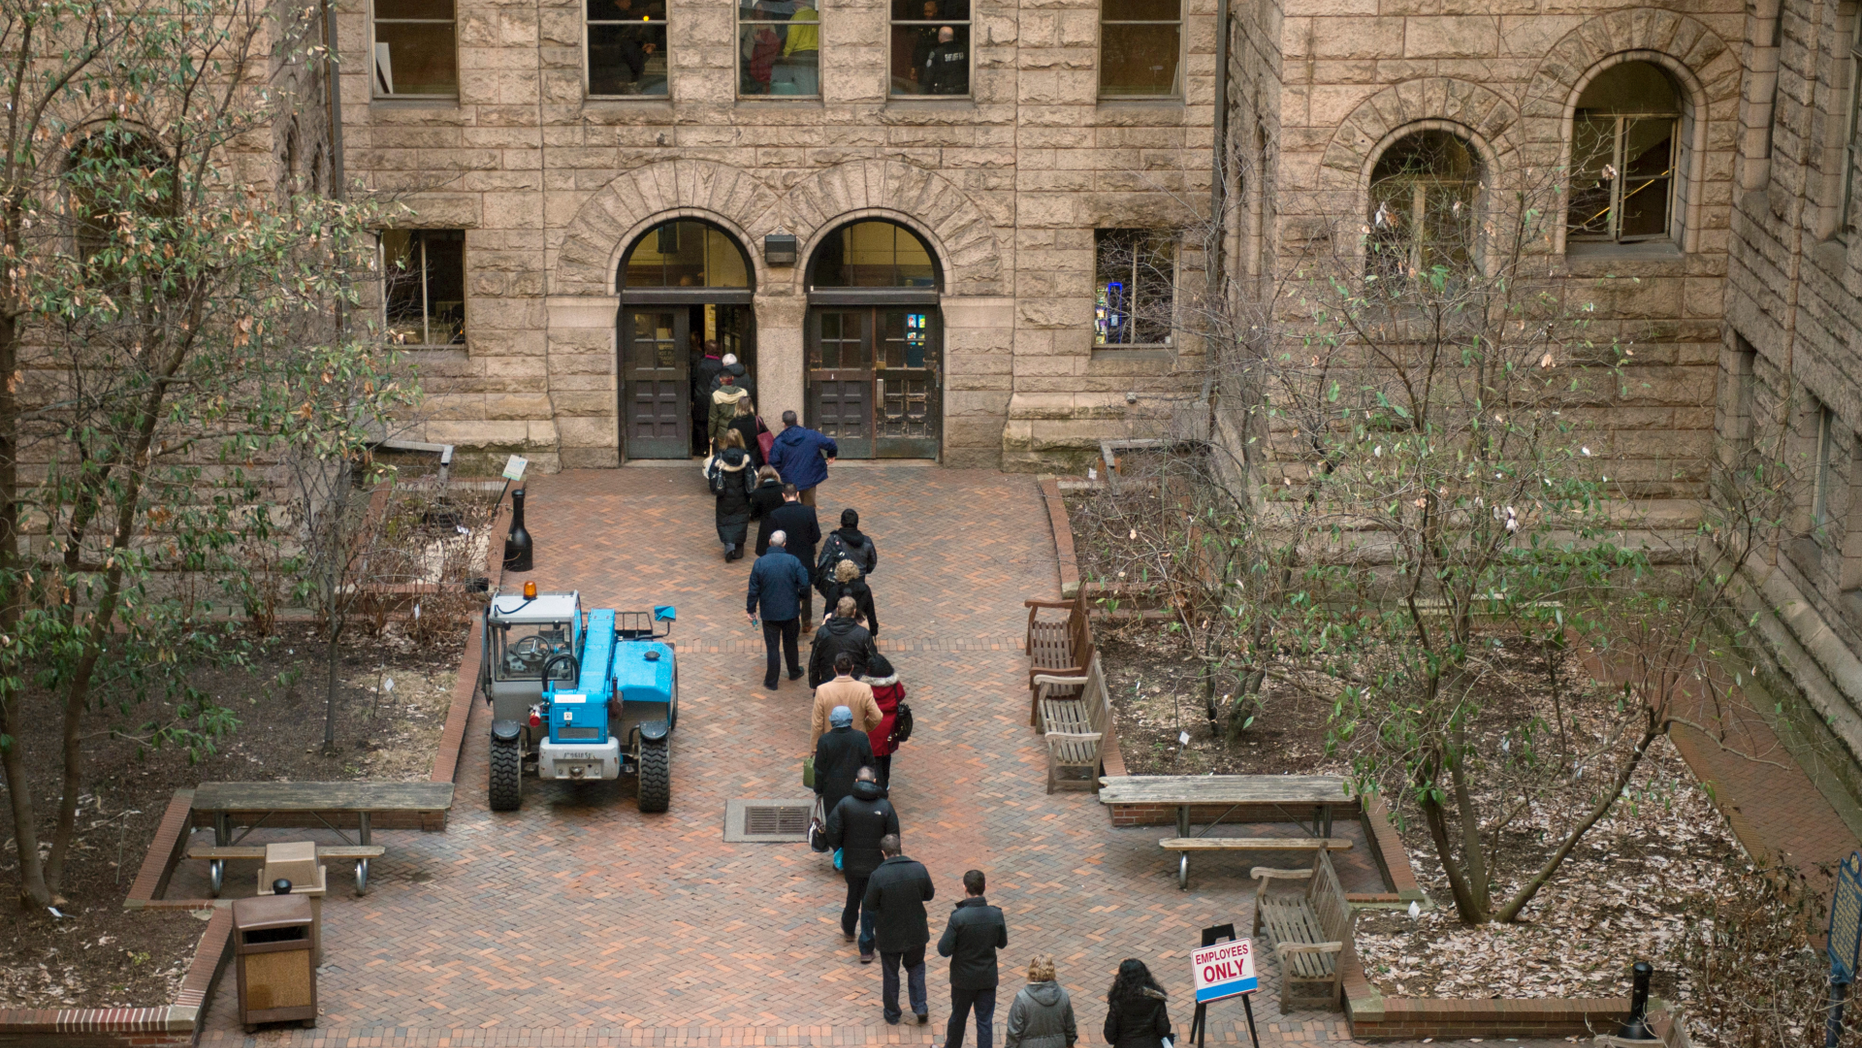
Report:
66,132,173,264
1568,62,1681,243
1367,130,1480,277
808,220,937,288
620,220,751,289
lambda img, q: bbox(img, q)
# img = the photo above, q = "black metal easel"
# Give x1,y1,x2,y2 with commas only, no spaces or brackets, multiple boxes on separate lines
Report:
1188,924,1261,1048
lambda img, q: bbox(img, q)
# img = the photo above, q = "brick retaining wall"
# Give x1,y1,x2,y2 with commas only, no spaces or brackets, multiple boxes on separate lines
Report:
0,908,232,1047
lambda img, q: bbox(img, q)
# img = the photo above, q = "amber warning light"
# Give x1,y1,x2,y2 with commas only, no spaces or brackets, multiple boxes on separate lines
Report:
523,581,537,599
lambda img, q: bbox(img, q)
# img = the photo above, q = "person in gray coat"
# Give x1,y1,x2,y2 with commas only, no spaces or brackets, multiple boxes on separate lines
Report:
1004,955,1076,1048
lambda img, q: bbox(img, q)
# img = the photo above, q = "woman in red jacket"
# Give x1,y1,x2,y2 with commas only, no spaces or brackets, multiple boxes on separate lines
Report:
863,653,905,790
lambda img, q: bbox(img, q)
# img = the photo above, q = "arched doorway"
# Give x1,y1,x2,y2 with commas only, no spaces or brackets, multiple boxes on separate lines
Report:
617,219,755,459
805,220,941,458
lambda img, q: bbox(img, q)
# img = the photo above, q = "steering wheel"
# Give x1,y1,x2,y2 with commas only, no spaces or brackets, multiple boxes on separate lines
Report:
504,635,549,676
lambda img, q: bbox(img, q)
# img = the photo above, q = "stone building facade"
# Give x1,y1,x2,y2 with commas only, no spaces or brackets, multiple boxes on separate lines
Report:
313,0,1225,470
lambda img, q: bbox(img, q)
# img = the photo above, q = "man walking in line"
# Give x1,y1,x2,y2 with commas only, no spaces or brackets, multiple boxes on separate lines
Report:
767,410,837,507
826,765,897,962
865,834,935,1025
813,650,882,739
764,484,820,623
936,870,1007,1048
746,529,811,689
814,705,873,820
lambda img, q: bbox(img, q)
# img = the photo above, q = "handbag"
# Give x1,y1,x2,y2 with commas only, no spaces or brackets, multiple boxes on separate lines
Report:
756,417,775,461
802,756,815,789
807,796,831,853
833,847,844,871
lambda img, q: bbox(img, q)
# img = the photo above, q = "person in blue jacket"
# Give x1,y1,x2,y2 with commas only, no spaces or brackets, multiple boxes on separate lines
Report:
766,410,838,507
746,529,813,689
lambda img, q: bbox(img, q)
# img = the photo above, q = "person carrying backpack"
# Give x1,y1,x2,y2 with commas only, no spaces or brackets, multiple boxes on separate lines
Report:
864,653,907,789
816,508,878,600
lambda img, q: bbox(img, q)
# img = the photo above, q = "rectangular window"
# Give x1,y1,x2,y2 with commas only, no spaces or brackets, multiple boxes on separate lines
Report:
1815,404,1839,533
740,0,820,97
382,230,466,347
1099,0,1181,99
1845,12,1862,230
1094,229,1175,347
588,0,668,97
1569,113,1677,242
890,0,969,97
373,0,458,98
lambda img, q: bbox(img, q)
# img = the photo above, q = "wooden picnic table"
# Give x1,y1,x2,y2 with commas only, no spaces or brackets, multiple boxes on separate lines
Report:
1097,774,1353,838
191,781,455,895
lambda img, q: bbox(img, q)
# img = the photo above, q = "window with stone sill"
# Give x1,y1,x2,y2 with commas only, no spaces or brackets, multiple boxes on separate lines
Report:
1099,0,1181,99
382,229,466,347
1094,229,1175,348
740,0,820,98
588,0,668,98
372,0,458,98
890,0,970,97
1568,62,1682,245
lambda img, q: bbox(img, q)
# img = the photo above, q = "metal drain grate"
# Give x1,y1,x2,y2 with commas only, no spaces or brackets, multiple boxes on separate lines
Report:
723,798,816,843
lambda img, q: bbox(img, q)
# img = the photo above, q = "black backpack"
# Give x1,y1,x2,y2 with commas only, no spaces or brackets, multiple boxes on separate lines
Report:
816,534,856,587
890,702,914,745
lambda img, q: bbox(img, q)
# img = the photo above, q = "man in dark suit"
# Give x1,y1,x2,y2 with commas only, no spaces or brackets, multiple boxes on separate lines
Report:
764,483,821,623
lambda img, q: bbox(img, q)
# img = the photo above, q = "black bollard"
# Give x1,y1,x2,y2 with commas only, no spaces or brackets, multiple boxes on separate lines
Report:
504,487,534,572
1617,960,1656,1040
272,878,293,896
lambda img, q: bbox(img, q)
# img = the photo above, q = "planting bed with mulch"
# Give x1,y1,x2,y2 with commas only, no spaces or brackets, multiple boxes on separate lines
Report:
1099,627,1347,777
0,620,466,1009
1099,618,1748,1005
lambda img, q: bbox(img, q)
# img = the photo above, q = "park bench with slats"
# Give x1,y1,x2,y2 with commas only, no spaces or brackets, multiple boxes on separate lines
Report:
1025,594,1092,725
1032,653,1110,793
1251,850,1353,1010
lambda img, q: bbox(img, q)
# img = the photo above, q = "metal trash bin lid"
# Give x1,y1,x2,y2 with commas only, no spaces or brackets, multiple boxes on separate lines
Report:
232,893,313,931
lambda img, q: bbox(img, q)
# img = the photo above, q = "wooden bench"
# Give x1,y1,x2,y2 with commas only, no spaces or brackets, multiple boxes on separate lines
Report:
1251,851,1354,1010
1025,594,1093,726
1032,653,1110,793
1160,836,1352,890
186,845,387,896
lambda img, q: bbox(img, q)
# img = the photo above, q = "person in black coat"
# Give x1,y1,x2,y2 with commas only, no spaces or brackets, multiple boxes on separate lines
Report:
691,342,724,454
809,598,880,687
826,768,898,961
1102,959,1172,1048
813,706,874,823
820,556,879,635
711,438,755,561
765,485,821,621
749,467,786,547
864,834,935,1025
728,399,767,469
937,869,1008,1048
817,508,879,581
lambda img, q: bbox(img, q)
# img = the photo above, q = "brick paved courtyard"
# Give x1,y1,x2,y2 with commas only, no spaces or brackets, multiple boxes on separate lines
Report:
184,466,1543,1047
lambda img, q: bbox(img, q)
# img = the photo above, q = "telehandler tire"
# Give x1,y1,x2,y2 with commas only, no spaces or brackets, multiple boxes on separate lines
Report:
637,739,670,813
489,734,523,812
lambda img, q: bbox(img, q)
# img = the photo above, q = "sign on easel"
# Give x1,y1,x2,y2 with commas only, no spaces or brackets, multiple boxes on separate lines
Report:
1187,925,1260,1048
1191,938,1257,1003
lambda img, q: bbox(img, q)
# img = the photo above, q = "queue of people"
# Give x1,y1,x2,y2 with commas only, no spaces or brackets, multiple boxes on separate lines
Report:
718,405,1178,1045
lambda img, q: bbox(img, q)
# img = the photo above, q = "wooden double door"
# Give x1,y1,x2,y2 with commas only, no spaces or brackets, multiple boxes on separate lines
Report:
620,303,753,459
806,306,941,459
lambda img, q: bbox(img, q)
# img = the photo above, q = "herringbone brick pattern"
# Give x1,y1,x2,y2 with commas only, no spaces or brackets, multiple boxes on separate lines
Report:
191,466,1558,1048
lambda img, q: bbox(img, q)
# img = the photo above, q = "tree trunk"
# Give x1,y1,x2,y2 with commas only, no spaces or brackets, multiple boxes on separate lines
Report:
322,631,340,756
0,305,47,909
1420,783,1489,924
1446,732,1492,914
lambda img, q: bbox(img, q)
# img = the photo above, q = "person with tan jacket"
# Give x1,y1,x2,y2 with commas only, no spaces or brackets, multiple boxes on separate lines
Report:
813,650,882,739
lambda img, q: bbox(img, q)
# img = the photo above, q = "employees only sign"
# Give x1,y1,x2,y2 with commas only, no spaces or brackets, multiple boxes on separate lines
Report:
1190,938,1257,1003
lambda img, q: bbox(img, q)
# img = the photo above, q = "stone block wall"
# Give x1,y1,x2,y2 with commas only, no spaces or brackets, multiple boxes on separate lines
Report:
327,0,1222,469
1723,0,1862,684
1225,0,1744,508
